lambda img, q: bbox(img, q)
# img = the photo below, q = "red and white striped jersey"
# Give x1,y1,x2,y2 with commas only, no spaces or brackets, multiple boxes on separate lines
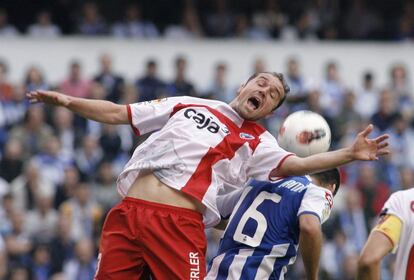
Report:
381,189,414,280
118,96,293,227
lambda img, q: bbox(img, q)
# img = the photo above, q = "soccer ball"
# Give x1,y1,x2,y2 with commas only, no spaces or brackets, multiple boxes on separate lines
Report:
277,110,331,157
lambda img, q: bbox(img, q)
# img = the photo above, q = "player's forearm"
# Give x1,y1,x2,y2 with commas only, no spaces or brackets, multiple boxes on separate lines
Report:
66,96,128,124
356,262,380,280
278,148,352,177
299,226,322,280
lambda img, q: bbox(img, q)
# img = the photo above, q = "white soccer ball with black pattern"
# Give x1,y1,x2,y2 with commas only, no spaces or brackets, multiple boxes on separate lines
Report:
277,110,331,157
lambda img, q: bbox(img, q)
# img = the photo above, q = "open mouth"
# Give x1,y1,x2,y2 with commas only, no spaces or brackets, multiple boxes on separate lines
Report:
248,97,261,110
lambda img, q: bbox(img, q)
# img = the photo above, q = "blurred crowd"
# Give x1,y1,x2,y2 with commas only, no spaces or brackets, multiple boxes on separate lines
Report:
0,51,413,280
1,0,414,41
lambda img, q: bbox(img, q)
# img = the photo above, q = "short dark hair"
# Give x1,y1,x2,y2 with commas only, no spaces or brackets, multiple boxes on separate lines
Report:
245,71,290,110
311,168,341,196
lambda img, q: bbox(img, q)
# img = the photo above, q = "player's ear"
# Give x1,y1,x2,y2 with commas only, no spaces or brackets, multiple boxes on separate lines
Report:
330,183,337,196
236,83,245,96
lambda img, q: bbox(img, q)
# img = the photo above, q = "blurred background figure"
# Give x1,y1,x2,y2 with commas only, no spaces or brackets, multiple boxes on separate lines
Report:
0,8,19,37
63,238,96,280
135,59,166,102
60,61,92,99
94,53,124,103
112,4,159,38
166,55,197,97
78,2,107,36
27,11,61,38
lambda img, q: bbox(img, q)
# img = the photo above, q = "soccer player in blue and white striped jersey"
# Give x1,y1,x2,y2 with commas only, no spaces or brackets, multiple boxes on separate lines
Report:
206,168,340,280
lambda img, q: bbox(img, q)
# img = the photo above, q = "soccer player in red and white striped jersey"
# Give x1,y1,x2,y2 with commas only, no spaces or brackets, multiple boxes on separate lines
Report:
27,72,389,279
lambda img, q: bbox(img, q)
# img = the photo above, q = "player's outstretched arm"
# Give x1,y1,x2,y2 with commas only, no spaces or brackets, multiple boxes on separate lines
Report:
299,214,322,280
356,231,393,280
27,90,129,124
276,124,389,177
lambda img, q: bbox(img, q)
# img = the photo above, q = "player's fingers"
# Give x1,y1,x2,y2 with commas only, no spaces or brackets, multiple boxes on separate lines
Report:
377,149,390,156
359,124,373,137
374,134,389,143
377,142,389,149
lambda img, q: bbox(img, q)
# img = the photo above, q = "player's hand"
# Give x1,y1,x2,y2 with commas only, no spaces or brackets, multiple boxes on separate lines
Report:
26,90,70,107
350,124,390,160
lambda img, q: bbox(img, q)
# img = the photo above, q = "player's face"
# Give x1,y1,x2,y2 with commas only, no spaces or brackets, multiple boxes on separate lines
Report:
231,73,285,121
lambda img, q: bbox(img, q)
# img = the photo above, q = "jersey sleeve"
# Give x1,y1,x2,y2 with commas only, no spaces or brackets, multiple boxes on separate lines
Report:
247,133,294,181
126,97,184,135
379,191,404,223
373,214,402,254
216,187,245,219
374,192,405,253
297,186,333,224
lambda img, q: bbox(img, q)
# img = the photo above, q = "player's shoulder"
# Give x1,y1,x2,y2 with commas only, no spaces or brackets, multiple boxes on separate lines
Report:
387,189,414,205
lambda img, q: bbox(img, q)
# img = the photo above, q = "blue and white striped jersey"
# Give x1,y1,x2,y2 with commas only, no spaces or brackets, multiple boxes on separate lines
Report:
206,176,333,280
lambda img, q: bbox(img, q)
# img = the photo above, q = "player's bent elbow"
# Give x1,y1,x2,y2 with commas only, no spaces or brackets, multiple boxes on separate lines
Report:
357,251,381,271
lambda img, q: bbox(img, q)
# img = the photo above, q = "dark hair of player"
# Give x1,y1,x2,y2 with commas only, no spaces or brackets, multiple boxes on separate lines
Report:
245,71,290,110
311,168,341,196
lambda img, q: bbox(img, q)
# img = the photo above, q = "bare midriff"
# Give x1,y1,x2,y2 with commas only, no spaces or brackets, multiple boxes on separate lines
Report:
127,172,206,213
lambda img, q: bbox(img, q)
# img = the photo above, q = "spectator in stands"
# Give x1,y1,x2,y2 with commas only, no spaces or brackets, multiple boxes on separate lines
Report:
136,59,166,102
0,235,6,279
0,84,28,135
5,211,32,266
50,219,75,275
333,90,362,145
25,191,58,243
0,60,13,101
385,115,414,169
0,193,14,236
32,136,67,187
285,57,307,110
388,63,413,119
54,166,80,210
338,188,368,251
112,4,159,38
92,161,119,211
355,71,379,119
205,0,235,37
252,57,267,73
99,124,122,161
27,11,61,38
0,138,23,183
344,0,380,39
234,14,270,40
400,166,414,190
8,265,30,280
78,2,107,35
397,2,414,40
252,0,285,38
24,66,48,92
10,161,54,212
52,107,77,162
164,3,204,39
59,182,102,241
94,53,124,103
9,106,53,157
206,62,234,102
30,244,52,280
60,61,92,99
75,135,103,179
0,8,19,37
320,61,345,117
371,89,400,132
356,163,390,226
166,55,197,97
63,238,96,280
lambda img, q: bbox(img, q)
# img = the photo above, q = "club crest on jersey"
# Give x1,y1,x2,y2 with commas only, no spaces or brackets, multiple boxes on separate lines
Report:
184,108,228,134
239,132,255,140
141,98,168,105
